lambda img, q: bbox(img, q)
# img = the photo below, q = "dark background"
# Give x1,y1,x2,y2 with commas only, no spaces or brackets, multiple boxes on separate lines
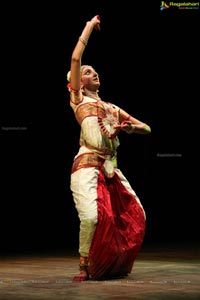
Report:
0,1,199,254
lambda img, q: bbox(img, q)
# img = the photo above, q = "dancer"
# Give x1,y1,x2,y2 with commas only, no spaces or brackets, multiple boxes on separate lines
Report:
67,15,151,281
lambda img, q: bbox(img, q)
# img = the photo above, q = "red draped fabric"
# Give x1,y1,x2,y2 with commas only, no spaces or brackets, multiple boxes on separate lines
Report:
88,170,146,280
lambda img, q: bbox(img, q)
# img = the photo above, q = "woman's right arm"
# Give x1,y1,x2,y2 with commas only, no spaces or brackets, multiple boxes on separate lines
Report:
69,15,100,103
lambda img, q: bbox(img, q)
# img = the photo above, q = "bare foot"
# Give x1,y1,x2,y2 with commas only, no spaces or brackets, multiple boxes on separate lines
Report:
73,270,89,281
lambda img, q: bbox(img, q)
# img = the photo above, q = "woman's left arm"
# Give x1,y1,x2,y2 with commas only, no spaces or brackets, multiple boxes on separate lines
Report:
115,109,151,134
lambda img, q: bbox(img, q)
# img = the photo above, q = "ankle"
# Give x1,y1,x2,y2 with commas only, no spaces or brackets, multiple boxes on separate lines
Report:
73,257,89,282
80,255,89,268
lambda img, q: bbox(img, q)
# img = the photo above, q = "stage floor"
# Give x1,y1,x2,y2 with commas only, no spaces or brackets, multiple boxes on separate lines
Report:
0,243,199,300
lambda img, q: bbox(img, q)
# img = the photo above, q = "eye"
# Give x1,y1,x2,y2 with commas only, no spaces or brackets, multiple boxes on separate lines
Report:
85,70,91,75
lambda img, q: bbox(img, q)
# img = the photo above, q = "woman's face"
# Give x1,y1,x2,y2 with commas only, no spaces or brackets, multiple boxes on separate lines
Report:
81,66,100,91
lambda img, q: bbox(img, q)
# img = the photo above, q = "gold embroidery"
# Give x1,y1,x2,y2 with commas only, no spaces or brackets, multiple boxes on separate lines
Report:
75,100,120,139
75,102,105,125
71,153,105,174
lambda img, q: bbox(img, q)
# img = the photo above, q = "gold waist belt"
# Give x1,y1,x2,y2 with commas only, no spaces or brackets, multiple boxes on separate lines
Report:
71,152,105,174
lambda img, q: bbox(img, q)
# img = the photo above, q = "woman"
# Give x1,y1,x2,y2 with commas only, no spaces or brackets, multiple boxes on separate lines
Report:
67,15,151,281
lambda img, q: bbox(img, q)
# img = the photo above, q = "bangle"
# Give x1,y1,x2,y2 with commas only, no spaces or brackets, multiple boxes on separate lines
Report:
79,37,87,46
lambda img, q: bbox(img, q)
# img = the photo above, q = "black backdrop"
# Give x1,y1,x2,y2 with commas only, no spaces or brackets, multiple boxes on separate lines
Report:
0,1,199,254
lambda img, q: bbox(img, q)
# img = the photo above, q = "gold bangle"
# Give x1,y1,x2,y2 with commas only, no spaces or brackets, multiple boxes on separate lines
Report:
79,37,87,46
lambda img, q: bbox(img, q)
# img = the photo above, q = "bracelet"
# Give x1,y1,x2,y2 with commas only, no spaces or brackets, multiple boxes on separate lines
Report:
79,37,87,46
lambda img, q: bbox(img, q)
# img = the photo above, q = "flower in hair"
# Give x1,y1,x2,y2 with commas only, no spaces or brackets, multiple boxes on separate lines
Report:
67,82,71,91
67,71,71,82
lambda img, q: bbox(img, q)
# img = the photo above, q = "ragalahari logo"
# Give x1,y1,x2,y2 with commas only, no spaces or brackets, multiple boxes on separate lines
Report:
160,1,199,10
160,1,170,10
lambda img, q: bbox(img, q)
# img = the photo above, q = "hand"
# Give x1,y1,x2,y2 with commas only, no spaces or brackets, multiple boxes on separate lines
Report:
91,15,100,31
114,121,132,129
114,121,135,133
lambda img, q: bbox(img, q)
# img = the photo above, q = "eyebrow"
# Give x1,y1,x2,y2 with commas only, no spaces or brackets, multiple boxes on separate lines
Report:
83,68,94,74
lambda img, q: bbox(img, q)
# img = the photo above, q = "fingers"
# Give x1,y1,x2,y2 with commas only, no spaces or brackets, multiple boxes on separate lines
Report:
95,23,100,31
114,122,132,129
94,15,100,31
